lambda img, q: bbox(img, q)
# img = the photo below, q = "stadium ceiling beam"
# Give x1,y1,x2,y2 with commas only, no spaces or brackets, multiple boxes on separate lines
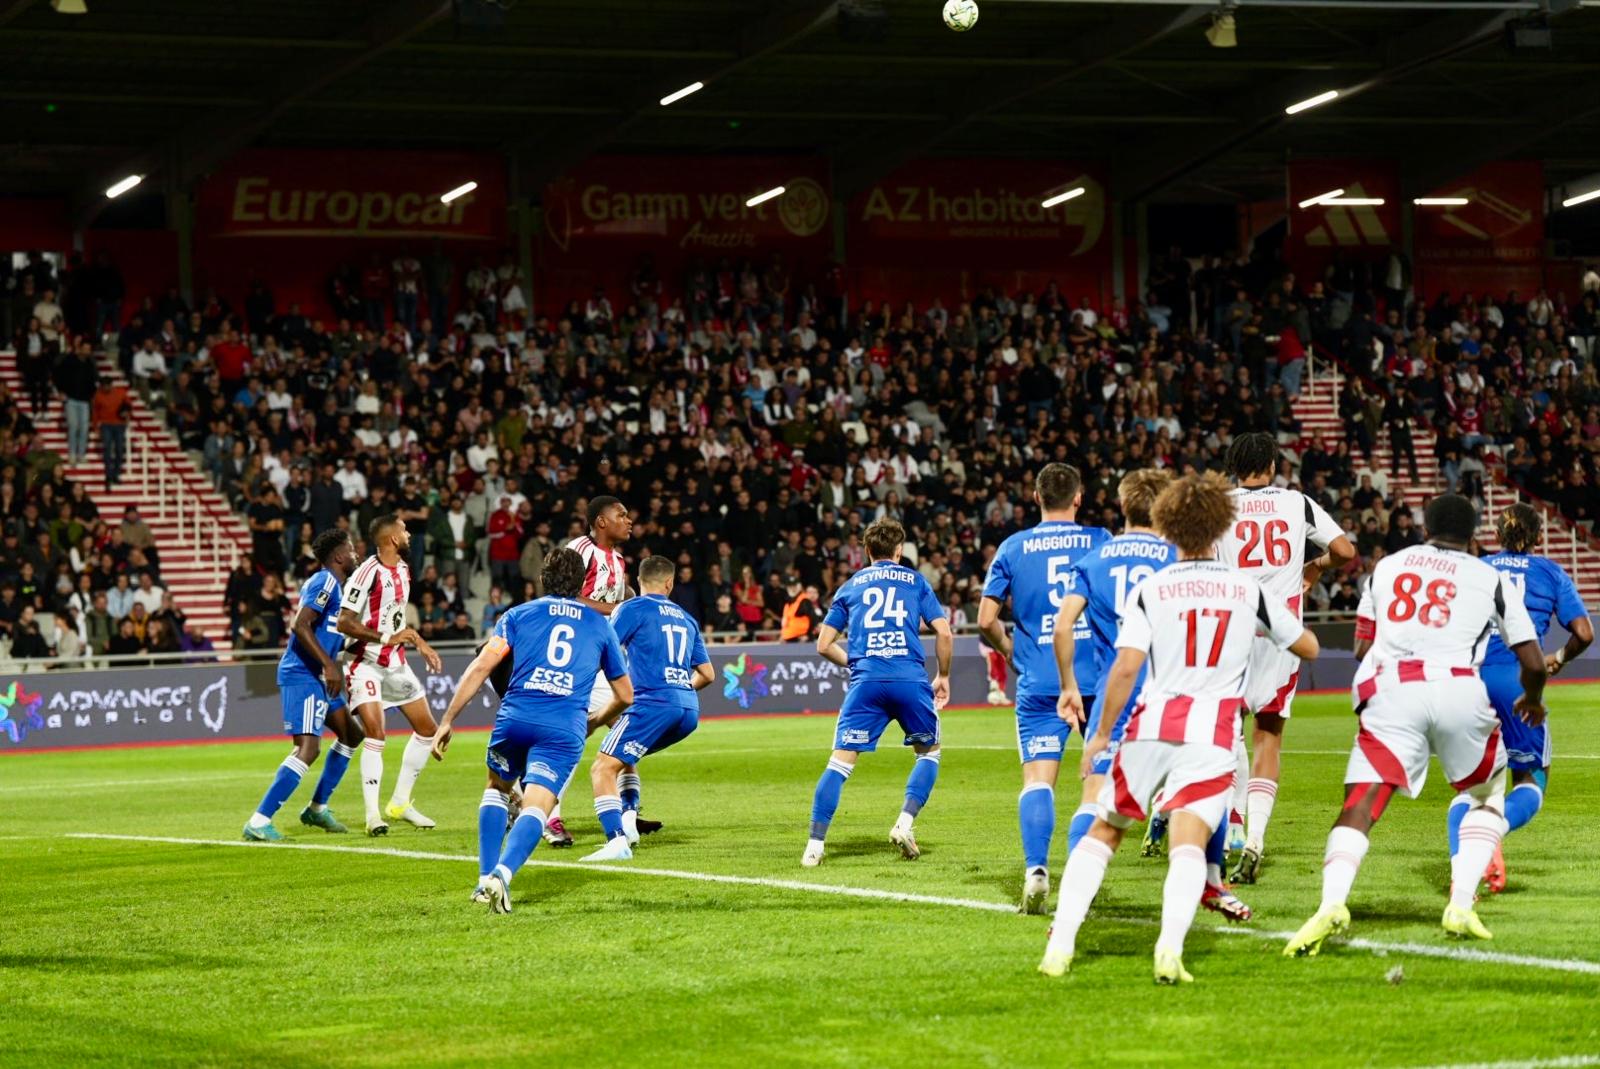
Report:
830,4,1211,201
1116,1,1582,203
72,0,453,227
507,1,841,201
1401,96,1600,198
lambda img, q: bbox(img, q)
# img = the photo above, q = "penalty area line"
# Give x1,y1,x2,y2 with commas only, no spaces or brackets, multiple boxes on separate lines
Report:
62,833,1600,976
1399,1056,1600,1069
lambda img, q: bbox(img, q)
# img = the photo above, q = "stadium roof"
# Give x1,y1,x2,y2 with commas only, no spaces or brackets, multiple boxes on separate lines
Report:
3,0,1600,213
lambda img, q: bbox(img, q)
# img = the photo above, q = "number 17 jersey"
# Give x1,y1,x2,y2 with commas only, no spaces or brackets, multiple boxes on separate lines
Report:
823,560,946,682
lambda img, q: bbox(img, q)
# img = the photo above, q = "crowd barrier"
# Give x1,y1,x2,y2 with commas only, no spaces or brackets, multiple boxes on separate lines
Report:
0,637,1592,754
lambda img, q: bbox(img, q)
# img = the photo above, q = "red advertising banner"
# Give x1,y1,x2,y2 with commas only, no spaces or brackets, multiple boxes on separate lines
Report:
847,158,1108,269
844,158,1110,307
1286,157,1401,284
540,155,832,264
197,149,507,241
1414,160,1545,297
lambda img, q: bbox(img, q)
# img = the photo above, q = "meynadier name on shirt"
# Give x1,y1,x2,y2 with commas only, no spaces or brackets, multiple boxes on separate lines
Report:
854,565,918,585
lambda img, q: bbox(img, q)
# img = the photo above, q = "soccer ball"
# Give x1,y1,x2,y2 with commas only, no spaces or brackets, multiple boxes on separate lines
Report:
942,0,979,32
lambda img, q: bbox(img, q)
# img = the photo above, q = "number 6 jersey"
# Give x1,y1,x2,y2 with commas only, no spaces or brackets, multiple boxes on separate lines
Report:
1354,545,1536,670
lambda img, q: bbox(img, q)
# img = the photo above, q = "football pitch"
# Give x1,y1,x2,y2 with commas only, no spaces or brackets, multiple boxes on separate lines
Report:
6,687,1599,1069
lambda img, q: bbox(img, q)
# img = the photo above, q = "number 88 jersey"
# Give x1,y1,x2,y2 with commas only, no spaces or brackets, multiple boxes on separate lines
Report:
1216,486,1344,617
1354,544,1536,669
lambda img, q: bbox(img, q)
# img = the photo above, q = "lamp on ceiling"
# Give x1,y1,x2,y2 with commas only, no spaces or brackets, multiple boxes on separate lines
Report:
1205,4,1236,48
51,0,88,12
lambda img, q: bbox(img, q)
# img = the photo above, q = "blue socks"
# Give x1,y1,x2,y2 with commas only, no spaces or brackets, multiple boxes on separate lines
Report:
1205,808,1228,871
1447,796,1469,855
1505,782,1544,833
809,758,852,841
492,810,546,885
902,751,940,817
254,755,308,821
478,788,509,877
1066,803,1096,855
1019,782,1056,869
311,741,353,806
595,793,625,841
619,771,641,813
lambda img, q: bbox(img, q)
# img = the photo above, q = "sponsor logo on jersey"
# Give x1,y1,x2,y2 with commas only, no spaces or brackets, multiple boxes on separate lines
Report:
1024,734,1063,757
622,740,649,760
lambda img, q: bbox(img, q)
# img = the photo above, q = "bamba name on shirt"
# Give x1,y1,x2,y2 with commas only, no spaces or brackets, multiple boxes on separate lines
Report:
1399,552,1458,575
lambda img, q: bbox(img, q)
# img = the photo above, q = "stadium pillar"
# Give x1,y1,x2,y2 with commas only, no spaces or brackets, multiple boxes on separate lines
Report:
1133,201,1149,307
515,197,535,315
169,192,195,304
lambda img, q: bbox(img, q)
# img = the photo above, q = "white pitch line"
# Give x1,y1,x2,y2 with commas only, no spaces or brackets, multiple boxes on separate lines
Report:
1400,1057,1600,1069
63,832,1600,976
0,771,257,794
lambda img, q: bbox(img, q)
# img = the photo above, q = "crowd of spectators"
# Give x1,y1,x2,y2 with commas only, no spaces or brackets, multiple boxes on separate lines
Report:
4,242,1597,656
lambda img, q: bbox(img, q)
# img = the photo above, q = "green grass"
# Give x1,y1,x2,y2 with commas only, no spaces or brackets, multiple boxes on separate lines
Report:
6,687,1600,1069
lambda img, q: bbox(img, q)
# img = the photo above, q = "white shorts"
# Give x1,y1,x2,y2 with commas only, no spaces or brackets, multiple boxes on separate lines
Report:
588,673,615,716
347,659,426,710
1245,636,1300,718
1345,670,1504,798
1097,740,1235,832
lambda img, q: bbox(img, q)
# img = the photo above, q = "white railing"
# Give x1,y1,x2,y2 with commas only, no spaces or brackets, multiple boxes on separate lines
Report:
131,423,241,574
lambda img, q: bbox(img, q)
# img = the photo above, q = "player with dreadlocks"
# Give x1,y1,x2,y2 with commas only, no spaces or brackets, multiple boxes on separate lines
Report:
1445,503,1591,892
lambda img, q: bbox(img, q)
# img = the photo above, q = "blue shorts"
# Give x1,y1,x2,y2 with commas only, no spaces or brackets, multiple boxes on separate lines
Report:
833,679,939,752
279,677,346,737
486,717,586,794
1015,691,1090,764
598,700,698,764
1482,660,1551,771
1083,689,1136,776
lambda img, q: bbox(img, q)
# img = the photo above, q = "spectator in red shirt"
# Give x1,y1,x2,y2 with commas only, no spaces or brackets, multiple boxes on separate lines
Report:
210,329,251,400
486,495,523,592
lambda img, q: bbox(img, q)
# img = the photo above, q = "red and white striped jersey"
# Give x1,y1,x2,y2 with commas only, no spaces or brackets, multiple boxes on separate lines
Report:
1215,486,1344,616
569,534,628,604
1118,560,1304,750
341,555,411,666
1353,545,1535,672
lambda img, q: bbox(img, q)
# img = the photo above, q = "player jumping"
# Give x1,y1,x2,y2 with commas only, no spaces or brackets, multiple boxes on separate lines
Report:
978,463,1107,913
1447,503,1590,892
1284,493,1545,956
543,494,636,847
243,529,364,841
1040,472,1317,983
1216,433,1354,883
583,554,714,861
431,548,632,912
337,514,444,836
804,519,953,867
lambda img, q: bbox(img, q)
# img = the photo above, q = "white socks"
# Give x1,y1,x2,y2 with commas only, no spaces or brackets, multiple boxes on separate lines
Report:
389,732,433,809
1245,777,1278,852
1320,825,1370,910
1046,837,1114,961
361,738,385,822
1452,808,1509,910
1157,844,1207,957
893,811,915,834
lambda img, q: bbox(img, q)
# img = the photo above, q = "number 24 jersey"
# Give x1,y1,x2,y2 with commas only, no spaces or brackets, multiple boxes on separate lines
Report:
823,561,946,683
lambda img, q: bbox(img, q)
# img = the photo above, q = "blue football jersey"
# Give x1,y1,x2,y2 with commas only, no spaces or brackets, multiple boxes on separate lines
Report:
1071,532,1178,694
982,520,1109,701
491,596,627,732
611,593,710,710
823,560,946,682
1481,552,1588,666
277,568,344,684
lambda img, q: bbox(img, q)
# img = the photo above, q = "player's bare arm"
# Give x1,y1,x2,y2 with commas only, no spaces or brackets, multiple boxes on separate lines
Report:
1287,627,1319,661
1052,593,1087,729
579,596,619,616
976,595,1012,666
690,661,716,691
1547,615,1593,677
931,617,953,710
1303,533,1356,592
432,639,507,760
337,608,442,672
585,673,635,735
291,603,343,698
1511,638,1550,727
815,623,849,667
1082,646,1145,777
